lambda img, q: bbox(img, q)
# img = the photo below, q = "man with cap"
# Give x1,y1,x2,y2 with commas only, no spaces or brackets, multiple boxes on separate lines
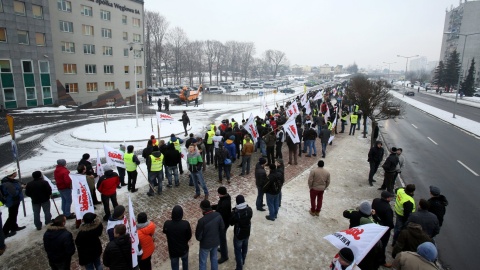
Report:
254,158,268,211
43,215,76,270
25,171,52,230
211,186,231,264
428,186,448,228
308,160,330,216
75,212,103,270
1,167,26,237
372,191,395,268
116,144,127,188
343,201,379,228
229,195,253,270
195,200,224,270
54,159,75,220
163,205,192,270
204,125,216,166
368,141,384,186
378,147,399,193
330,247,360,270
78,154,100,205
407,199,440,238
393,184,416,246
97,165,120,221
124,145,140,192
392,242,439,270
225,135,237,163
106,205,126,241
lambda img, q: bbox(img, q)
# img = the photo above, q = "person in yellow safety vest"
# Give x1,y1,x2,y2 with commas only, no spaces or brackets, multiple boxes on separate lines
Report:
204,128,215,166
354,104,359,113
210,123,216,132
168,134,184,174
312,108,318,117
349,112,358,136
146,146,164,196
392,184,416,246
150,135,159,146
327,120,333,131
231,118,237,129
124,145,140,192
340,110,348,133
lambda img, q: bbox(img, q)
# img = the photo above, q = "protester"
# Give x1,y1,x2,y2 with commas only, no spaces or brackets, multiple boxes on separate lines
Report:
372,191,395,268
146,145,164,196
116,144,127,189
164,143,181,187
217,142,232,184
343,201,380,228
212,130,224,169
157,98,162,111
307,160,330,216
78,154,100,205
137,212,156,270
96,165,120,221
54,159,75,220
319,124,330,158
392,242,440,270
163,205,192,270
103,224,132,270
211,186,231,264
264,164,283,221
428,186,448,228
195,200,224,270
168,134,184,174
255,158,267,211
392,222,433,258
204,126,215,166
379,147,400,193
106,205,126,241
367,141,384,186
407,199,440,238
285,132,298,165
330,247,360,270
229,195,253,270
25,171,52,230
43,215,76,270
124,145,140,192
1,168,26,237
349,112,358,135
275,127,284,159
75,212,104,270
240,137,254,176
393,184,416,245
264,128,276,165
188,145,209,200
182,111,190,136
142,140,154,161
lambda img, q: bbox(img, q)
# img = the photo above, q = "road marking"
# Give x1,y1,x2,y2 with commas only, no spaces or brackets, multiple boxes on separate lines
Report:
427,137,438,145
411,124,418,129
458,160,479,176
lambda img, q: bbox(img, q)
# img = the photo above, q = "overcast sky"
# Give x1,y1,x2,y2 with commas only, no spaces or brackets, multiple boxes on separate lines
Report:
144,0,461,71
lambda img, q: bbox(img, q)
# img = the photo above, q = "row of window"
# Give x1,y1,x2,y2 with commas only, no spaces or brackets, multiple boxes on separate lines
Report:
60,42,142,58
11,1,44,19
0,59,49,74
0,28,45,45
59,22,141,42
63,64,143,75
3,87,52,102
65,81,143,94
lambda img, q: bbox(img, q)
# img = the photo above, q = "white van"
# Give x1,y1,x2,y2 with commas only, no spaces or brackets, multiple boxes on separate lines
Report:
250,83,262,89
263,82,275,88
206,86,225,94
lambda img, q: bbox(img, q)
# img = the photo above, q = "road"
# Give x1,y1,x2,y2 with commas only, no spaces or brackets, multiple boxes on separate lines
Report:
381,101,480,270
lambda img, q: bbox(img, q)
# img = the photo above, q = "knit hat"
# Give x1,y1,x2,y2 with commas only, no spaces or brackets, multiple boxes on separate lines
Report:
430,186,440,196
200,200,211,211
112,205,125,219
339,247,354,264
137,212,147,223
83,212,96,224
359,201,372,215
259,158,267,165
391,147,397,152
103,164,112,171
57,159,67,166
217,186,227,195
381,191,395,199
82,153,90,160
32,171,42,179
119,144,126,151
236,195,245,205
417,242,438,262
229,135,235,140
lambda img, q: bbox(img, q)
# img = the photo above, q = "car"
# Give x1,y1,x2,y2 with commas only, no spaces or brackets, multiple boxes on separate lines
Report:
206,86,225,94
386,101,400,116
245,91,257,95
224,85,238,92
405,91,415,96
280,88,295,94
147,88,162,96
474,91,480,97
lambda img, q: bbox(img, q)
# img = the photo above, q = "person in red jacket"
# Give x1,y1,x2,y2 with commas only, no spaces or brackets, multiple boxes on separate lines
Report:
137,212,156,270
53,159,75,220
96,165,120,221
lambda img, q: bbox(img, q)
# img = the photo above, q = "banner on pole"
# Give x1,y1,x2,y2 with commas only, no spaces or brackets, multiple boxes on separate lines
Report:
70,173,94,220
313,90,324,101
244,113,260,144
128,196,140,267
96,150,105,178
44,175,59,196
104,145,125,168
156,112,174,122
283,116,300,144
286,102,300,118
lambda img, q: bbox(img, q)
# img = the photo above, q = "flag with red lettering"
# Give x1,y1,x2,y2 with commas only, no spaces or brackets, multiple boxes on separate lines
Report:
96,150,104,178
103,145,125,168
156,112,174,122
262,100,270,113
283,116,300,143
300,92,308,106
70,173,94,220
244,113,259,144
128,195,140,267
324,223,388,264
313,90,324,101
324,106,331,123
286,102,300,118
305,101,311,115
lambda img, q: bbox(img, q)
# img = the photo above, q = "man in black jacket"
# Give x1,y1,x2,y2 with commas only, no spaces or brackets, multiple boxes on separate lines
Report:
163,205,192,270
428,185,448,228
254,158,267,211
229,195,253,270
264,164,283,221
182,111,190,136
195,200,224,270
164,143,181,187
368,141,384,186
372,191,395,268
378,147,399,193
25,171,52,230
103,224,132,270
78,153,100,204
43,215,76,270
211,186,231,264
319,124,330,158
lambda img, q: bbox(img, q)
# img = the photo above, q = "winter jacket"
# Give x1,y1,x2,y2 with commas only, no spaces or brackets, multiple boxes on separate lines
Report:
319,126,330,144
216,146,230,165
224,140,236,161
212,194,232,228
187,150,203,173
182,113,190,126
195,211,224,249
137,221,156,260
241,141,254,156
392,251,440,270
382,153,399,173
163,143,181,167
25,177,52,204
368,145,385,164
97,170,119,196
106,218,125,241
255,162,267,187
142,145,153,160
43,224,76,263
1,176,24,207
264,133,276,147
307,167,330,191
392,222,433,258
78,158,95,176
371,198,394,229
263,168,283,195
428,195,448,227
407,209,440,238
276,130,284,143
343,209,380,228
103,234,133,270
146,150,163,172
163,205,192,258
75,219,103,266
304,128,317,141
54,165,72,190
229,204,253,240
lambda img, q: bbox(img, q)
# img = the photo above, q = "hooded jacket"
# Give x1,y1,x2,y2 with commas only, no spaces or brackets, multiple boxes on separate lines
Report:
187,149,203,173
25,177,52,204
263,168,283,195
75,219,103,265
53,165,72,190
392,222,433,258
43,224,76,263
224,140,236,161
229,204,253,240
103,234,132,269
428,195,448,227
408,209,440,238
392,251,440,270
146,150,163,172
264,133,276,147
137,221,156,260
78,157,95,176
212,194,232,228
163,205,192,258
1,176,24,207
97,170,120,196
368,142,385,164
255,162,267,187
163,143,181,167
319,126,330,144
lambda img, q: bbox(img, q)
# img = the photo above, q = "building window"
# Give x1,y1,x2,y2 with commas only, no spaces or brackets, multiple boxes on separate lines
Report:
105,82,115,91
134,49,141,59
39,61,49,73
65,83,78,93
0,28,6,43
125,81,130,90
103,46,113,56
63,64,76,74
86,82,97,92
81,5,92,17
85,64,96,74
13,1,26,16
0,59,12,72
132,18,140,27
136,81,143,89
58,0,71,12
22,60,33,73
61,41,75,53
133,34,141,43
35,33,45,46
101,28,112,38
104,65,114,74
42,87,52,98
100,10,110,21
123,48,129,57
83,44,95,54
135,66,142,75
26,87,36,100
17,30,29,45
59,21,73,33
4,89,15,101
32,5,43,19
0,1,3,12
122,15,127,25
124,66,129,74
123,32,128,41
82,25,94,36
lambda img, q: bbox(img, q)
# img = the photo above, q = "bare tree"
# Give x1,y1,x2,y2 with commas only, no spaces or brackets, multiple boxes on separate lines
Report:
265,49,287,78
239,42,255,81
205,40,222,85
167,27,188,85
162,43,174,85
145,12,169,87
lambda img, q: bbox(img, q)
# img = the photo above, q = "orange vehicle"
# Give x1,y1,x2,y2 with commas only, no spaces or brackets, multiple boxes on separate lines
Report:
179,85,203,103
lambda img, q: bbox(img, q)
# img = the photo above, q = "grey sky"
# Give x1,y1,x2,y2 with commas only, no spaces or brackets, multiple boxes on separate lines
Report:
144,0,460,71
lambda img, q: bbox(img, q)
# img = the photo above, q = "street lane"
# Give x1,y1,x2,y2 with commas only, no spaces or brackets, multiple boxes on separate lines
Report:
380,101,480,270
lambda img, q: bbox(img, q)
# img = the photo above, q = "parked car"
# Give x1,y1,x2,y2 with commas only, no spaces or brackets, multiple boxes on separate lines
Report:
250,83,262,89
474,91,480,97
405,90,415,96
225,85,238,92
158,87,169,95
206,86,225,94
147,88,162,96
280,88,295,94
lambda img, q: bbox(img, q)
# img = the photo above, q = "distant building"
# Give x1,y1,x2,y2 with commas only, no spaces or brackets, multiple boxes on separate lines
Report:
409,56,428,71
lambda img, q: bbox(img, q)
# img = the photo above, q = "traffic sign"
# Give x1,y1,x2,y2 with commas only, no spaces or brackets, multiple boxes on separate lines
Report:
6,114,15,139
259,91,264,96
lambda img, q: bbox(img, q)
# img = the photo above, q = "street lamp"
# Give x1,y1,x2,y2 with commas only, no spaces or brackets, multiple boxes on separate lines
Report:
129,43,143,127
397,55,419,92
383,61,396,81
443,32,480,118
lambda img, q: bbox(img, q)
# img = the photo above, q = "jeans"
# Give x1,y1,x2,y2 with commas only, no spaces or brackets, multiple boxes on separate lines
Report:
309,189,324,212
170,252,188,270
368,162,380,183
192,170,209,196
266,193,280,220
275,142,283,158
305,140,316,156
256,186,264,210
199,247,218,270
206,144,214,165
349,124,356,135
85,256,103,270
32,201,52,229
117,167,126,185
233,236,249,270
393,215,405,244
101,193,118,220
218,164,231,181
259,139,267,156
148,171,163,194
321,143,327,157
59,189,72,217
127,170,138,190
219,227,229,260
241,156,251,174
166,165,180,186
288,145,297,164
341,121,346,132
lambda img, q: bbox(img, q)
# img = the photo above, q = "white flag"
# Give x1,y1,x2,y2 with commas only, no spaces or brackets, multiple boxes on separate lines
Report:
244,113,260,144
313,90,324,101
104,145,125,168
181,148,188,161
283,116,300,143
43,175,59,195
96,150,104,178
286,102,300,118
305,101,311,115
128,195,140,267
156,112,174,122
70,173,94,220
262,100,270,113
324,107,331,123
301,92,308,106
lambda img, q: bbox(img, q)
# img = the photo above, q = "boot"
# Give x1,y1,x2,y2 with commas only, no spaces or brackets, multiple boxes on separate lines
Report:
204,194,209,201
315,211,320,216
309,210,315,216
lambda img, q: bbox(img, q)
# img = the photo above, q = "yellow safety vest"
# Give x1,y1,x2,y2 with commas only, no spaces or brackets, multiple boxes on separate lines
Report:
124,153,137,172
149,154,164,172
231,121,237,128
341,114,347,121
207,130,215,144
313,109,318,117
169,140,181,152
350,114,358,124
327,121,333,130
210,124,215,131
354,105,359,112
261,123,266,127
394,188,416,216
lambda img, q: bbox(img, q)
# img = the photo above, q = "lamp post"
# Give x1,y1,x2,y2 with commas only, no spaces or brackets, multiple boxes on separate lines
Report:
129,43,143,127
383,61,396,81
444,32,480,118
397,55,418,92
